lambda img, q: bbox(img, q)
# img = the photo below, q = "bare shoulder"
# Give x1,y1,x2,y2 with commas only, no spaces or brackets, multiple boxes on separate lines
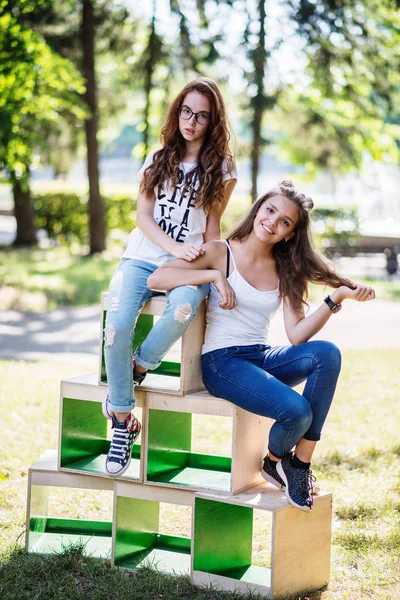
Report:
202,240,228,271
203,239,227,254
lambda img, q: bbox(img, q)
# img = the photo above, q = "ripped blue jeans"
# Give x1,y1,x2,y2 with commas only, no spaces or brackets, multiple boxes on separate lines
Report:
104,258,208,413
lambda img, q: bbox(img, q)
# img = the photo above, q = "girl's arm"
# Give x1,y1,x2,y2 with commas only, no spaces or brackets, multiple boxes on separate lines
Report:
204,179,237,242
283,283,375,346
147,241,237,309
136,189,204,262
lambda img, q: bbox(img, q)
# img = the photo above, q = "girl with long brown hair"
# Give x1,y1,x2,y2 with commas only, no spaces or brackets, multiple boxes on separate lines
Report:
148,180,375,511
103,77,236,477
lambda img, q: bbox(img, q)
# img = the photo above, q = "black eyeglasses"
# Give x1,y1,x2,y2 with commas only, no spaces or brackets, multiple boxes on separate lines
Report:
179,105,210,125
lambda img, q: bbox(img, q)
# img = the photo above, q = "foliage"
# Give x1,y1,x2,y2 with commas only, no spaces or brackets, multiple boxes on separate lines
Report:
312,206,360,247
0,0,86,185
279,0,400,175
33,192,136,244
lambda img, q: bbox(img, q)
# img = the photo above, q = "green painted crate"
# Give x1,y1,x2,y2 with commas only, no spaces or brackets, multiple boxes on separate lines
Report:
192,486,333,598
99,292,205,395
58,373,144,481
143,390,273,494
26,450,114,558
113,480,193,574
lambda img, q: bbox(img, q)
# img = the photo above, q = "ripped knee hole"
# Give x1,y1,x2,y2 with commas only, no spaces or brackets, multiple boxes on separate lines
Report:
174,303,192,323
105,324,116,347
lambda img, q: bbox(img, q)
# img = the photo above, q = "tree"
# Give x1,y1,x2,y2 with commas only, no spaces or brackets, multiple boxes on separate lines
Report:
0,0,86,246
81,0,104,253
247,0,267,200
18,0,137,253
279,0,400,177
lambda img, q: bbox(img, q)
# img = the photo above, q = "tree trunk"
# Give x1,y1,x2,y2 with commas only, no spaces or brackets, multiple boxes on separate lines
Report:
82,0,105,253
250,0,266,201
143,3,157,159
12,178,37,246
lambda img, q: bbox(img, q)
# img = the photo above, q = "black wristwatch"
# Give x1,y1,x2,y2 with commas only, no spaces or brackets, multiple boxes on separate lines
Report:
324,295,342,313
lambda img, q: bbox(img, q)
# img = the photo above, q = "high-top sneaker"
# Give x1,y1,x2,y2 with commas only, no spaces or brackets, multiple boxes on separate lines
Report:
105,413,141,477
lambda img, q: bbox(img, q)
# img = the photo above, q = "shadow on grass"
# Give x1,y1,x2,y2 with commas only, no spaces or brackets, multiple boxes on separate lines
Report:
0,543,327,600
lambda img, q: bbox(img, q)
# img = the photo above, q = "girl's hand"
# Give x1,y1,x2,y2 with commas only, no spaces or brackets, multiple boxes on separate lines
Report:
333,283,375,304
172,243,205,262
214,272,237,310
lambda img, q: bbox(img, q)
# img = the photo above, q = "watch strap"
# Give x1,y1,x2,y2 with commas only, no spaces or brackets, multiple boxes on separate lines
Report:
324,295,341,313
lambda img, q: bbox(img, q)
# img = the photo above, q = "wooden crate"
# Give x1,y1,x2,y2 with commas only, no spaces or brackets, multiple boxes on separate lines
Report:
113,480,193,575
192,483,332,598
58,373,145,481
99,292,206,395
26,450,115,558
143,389,273,495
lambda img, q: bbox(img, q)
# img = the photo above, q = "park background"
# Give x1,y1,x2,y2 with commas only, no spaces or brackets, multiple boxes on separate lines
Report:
0,1,399,599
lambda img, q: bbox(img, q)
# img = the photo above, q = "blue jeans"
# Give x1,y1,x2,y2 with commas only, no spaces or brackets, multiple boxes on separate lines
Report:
201,342,341,458
105,258,208,413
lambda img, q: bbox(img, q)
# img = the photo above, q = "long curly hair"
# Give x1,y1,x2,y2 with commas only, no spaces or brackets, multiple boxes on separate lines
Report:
228,180,355,311
141,77,235,212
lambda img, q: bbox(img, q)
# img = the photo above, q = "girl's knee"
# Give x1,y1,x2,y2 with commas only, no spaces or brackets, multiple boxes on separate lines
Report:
167,286,206,322
283,401,313,431
104,317,133,347
319,340,342,371
172,301,194,323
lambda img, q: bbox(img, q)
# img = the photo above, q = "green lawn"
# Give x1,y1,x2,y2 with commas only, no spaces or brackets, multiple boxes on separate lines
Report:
0,350,399,599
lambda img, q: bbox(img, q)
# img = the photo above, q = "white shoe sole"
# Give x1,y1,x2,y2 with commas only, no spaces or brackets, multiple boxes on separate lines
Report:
261,468,285,491
105,455,132,477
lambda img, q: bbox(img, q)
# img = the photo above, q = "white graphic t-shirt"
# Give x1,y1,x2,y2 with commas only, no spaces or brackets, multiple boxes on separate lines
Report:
122,150,236,266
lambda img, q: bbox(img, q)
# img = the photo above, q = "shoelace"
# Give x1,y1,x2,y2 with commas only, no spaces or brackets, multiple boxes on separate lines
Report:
108,425,132,460
306,469,316,507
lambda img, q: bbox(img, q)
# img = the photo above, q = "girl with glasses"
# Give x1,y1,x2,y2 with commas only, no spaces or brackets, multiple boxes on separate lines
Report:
148,180,375,511
103,77,236,477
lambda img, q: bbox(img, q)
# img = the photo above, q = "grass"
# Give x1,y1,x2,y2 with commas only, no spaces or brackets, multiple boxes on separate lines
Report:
0,350,399,599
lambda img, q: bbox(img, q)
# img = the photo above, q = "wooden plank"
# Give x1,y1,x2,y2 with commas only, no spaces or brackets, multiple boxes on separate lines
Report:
180,300,206,394
195,483,331,511
231,410,272,494
60,373,145,406
146,389,234,417
271,494,332,597
30,450,115,490
26,478,49,551
116,481,193,506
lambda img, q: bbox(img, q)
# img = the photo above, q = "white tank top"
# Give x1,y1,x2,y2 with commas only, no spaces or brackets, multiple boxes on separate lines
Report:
202,241,281,354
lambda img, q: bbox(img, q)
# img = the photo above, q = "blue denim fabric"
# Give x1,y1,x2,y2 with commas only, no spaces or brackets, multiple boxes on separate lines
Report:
105,258,208,413
201,341,341,458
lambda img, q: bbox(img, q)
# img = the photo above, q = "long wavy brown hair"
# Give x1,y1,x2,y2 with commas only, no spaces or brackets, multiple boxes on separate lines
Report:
228,180,355,312
141,77,235,212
